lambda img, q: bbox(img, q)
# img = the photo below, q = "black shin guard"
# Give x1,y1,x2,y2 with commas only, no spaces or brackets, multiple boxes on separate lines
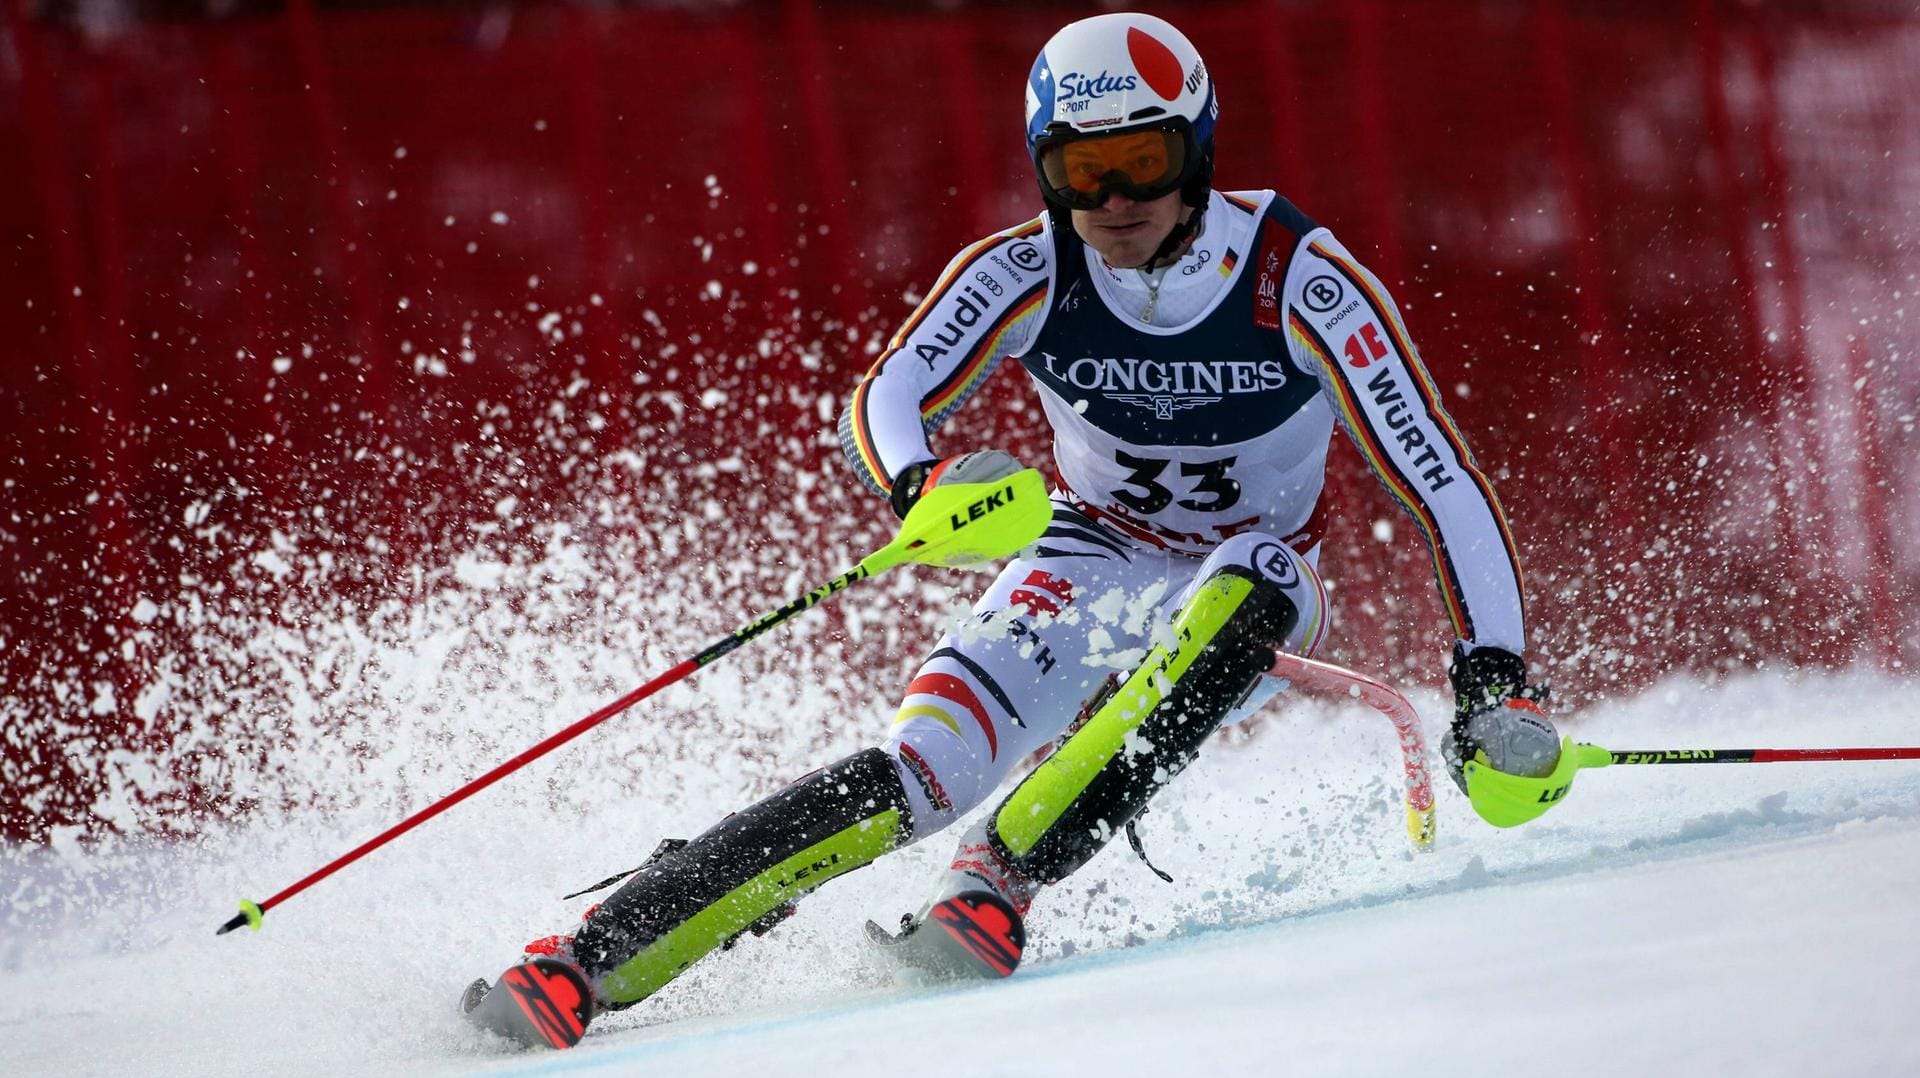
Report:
988,567,1295,884
571,747,913,1006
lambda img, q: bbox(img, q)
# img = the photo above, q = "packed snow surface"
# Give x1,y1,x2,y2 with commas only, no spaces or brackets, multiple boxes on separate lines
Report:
7,669,1919,1076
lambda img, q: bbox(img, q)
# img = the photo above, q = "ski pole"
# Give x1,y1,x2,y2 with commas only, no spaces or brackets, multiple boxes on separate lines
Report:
216,467,1054,936
1461,737,1920,829
1583,746,1920,766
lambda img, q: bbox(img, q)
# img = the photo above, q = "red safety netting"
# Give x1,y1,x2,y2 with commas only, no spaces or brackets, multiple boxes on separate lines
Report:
2,0,1915,841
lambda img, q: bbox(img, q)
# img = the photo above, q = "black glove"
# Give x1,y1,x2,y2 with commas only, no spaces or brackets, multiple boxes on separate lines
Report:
889,459,939,520
887,450,1026,520
1441,643,1557,792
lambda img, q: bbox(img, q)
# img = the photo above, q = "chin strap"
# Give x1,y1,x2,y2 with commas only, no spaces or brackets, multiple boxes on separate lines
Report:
1139,191,1208,274
1137,140,1215,273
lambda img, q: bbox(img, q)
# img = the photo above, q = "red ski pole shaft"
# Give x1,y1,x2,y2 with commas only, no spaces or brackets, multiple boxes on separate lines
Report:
215,465,1057,936
1603,747,1920,765
216,560,876,936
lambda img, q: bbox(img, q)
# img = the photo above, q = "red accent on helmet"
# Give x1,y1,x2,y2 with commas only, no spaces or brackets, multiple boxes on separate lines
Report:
1126,27,1184,101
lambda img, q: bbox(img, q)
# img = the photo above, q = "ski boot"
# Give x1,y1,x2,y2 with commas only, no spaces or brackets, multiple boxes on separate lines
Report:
466,748,914,1046
460,956,596,1050
459,838,687,1050
868,823,1034,981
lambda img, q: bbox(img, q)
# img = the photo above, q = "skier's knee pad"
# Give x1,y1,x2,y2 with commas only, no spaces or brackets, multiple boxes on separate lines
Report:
571,747,913,1006
1197,532,1327,657
987,565,1297,885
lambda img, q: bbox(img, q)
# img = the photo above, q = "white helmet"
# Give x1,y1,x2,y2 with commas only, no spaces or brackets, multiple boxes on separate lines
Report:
1024,12,1218,213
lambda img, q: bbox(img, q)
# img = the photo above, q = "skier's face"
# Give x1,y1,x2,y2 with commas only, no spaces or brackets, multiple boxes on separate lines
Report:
1071,190,1192,269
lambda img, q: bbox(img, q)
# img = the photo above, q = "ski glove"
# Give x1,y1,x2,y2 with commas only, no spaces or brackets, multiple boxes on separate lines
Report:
889,449,1026,520
1443,644,1575,828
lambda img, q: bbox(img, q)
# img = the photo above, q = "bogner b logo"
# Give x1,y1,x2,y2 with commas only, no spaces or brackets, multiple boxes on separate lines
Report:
1303,275,1344,313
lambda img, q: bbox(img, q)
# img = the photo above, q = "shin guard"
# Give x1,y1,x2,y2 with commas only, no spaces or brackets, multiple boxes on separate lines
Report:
988,567,1294,884
571,748,913,1007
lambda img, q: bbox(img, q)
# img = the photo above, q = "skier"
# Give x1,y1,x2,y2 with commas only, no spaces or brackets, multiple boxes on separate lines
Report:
465,11,1563,1048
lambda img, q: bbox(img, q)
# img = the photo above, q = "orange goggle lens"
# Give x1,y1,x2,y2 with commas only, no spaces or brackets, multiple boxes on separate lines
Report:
1038,127,1189,208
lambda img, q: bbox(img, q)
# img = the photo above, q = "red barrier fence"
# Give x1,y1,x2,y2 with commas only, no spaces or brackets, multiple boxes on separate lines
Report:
3,0,1916,842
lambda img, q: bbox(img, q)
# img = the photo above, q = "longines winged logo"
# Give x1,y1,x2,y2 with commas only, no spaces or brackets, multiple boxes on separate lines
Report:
1111,394,1222,420
1033,352,1290,413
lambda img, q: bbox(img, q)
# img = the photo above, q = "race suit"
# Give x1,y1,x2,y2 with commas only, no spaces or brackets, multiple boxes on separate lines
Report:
837,189,1526,836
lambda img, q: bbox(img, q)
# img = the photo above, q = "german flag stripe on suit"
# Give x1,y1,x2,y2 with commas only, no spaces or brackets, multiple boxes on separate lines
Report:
840,221,1045,494
1290,241,1525,642
1306,242,1524,623
1288,309,1479,640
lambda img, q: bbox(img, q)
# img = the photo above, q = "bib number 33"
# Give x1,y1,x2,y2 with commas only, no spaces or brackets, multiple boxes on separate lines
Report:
1110,451,1242,514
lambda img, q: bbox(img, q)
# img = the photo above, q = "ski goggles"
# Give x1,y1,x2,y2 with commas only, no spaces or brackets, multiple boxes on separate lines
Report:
1035,123,1196,211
